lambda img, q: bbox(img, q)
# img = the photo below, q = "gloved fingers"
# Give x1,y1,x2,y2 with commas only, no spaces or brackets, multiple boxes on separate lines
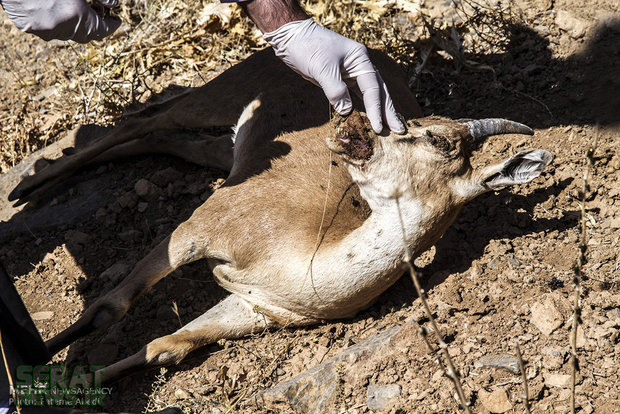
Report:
357,72,405,134
356,72,383,133
72,5,121,43
341,43,376,79
315,68,353,116
377,73,406,134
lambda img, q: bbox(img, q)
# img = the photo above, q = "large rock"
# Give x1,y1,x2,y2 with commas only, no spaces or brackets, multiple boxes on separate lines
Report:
256,326,402,413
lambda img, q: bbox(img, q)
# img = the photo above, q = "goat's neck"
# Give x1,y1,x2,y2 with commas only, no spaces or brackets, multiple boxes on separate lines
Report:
318,184,428,271
305,186,429,316
360,187,426,253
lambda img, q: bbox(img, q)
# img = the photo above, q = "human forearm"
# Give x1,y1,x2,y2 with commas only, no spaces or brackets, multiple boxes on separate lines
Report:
236,0,404,134
241,0,308,33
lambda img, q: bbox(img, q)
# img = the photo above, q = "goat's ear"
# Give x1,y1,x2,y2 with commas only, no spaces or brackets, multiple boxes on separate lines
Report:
326,111,377,165
480,149,553,190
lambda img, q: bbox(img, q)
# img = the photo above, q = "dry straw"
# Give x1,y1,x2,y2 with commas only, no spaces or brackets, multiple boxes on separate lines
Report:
571,127,598,413
395,198,471,414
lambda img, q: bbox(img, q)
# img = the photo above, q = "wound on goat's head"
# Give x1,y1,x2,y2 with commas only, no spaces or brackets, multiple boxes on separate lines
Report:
328,111,375,162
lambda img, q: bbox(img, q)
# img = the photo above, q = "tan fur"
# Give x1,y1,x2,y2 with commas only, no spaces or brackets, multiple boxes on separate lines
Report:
14,48,551,384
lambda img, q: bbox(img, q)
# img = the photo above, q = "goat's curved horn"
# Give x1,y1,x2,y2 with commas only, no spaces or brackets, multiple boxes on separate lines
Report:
463,119,534,140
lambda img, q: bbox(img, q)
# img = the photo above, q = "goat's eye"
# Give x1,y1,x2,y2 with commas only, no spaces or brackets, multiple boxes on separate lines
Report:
425,130,437,145
424,130,455,152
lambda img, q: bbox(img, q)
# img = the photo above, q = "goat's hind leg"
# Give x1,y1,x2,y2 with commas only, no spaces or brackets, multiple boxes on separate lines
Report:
9,83,243,203
45,220,206,355
9,115,170,203
91,131,234,171
93,294,271,384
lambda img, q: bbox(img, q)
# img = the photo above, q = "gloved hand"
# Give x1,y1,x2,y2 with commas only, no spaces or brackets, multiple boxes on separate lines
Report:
264,18,405,134
0,0,121,43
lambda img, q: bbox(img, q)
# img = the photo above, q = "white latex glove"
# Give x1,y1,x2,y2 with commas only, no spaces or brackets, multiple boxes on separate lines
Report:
264,18,405,134
0,0,121,43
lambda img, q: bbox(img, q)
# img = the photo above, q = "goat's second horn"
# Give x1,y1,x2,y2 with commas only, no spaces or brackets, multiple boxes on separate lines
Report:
464,119,534,140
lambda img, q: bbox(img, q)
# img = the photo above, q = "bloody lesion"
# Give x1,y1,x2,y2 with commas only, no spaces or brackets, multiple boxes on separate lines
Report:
329,111,376,162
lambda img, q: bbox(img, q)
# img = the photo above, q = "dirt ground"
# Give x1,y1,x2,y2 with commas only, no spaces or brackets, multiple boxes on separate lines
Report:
1,0,619,413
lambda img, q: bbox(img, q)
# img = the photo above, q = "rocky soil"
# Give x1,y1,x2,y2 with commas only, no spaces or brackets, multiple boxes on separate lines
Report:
1,1,618,413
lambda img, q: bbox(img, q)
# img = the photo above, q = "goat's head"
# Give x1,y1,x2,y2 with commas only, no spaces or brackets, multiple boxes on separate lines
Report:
326,111,553,208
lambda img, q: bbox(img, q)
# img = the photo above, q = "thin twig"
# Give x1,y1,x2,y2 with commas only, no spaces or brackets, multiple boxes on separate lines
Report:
515,341,531,414
395,198,471,413
505,87,553,118
0,328,22,414
571,125,598,413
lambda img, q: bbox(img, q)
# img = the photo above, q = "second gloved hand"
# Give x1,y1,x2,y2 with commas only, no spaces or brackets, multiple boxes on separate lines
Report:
264,18,405,134
0,0,121,43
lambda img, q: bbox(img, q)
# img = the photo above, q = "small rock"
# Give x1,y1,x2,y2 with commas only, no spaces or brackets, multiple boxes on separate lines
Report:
183,182,206,195
543,372,571,388
504,268,521,283
65,230,91,246
474,354,520,374
42,252,57,264
118,230,142,243
135,178,152,197
174,388,190,399
33,87,58,102
533,25,549,37
478,388,513,413
151,167,183,187
530,297,563,335
367,384,401,410
137,202,149,213
87,343,118,365
555,10,589,39
117,191,138,209
542,347,564,370
576,326,586,348
100,263,129,283
558,388,572,401
135,179,160,201
582,403,595,414
31,311,54,321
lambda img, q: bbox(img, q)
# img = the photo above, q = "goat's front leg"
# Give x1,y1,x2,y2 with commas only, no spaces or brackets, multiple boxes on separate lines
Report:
93,294,271,384
46,221,204,355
